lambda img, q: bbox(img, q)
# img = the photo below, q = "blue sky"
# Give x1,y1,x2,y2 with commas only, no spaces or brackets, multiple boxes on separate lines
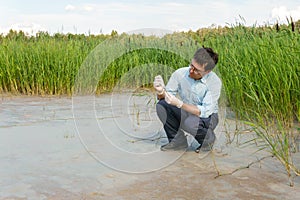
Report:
0,0,300,35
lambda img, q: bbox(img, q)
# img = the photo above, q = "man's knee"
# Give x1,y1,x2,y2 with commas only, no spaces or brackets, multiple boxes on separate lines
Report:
210,113,219,130
156,100,168,123
182,115,202,136
157,99,168,107
201,113,219,148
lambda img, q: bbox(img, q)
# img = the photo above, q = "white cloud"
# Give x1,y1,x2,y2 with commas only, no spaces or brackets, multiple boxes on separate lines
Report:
66,3,122,13
83,5,94,12
0,22,47,36
65,4,76,11
66,4,97,12
271,6,300,22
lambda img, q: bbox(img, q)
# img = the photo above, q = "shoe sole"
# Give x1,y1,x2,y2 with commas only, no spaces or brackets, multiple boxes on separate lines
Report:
161,146,188,151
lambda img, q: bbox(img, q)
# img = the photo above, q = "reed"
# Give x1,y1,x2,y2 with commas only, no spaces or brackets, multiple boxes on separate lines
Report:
0,31,104,95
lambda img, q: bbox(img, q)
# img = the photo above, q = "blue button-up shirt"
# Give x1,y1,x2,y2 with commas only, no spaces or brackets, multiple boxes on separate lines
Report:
165,67,222,118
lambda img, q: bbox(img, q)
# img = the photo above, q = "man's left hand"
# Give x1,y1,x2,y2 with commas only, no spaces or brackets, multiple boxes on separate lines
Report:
165,92,183,108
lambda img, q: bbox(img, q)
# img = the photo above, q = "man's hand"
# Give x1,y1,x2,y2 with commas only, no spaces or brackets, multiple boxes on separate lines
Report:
165,92,183,108
153,75,165,95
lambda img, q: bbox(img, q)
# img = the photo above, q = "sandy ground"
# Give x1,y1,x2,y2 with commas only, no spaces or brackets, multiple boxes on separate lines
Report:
0,93,300,200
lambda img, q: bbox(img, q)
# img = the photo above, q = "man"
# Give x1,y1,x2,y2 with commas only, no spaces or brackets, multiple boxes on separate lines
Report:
154,47,221,152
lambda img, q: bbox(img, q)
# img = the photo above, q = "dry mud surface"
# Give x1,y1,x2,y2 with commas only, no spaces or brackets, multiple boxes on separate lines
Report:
1,94,299,200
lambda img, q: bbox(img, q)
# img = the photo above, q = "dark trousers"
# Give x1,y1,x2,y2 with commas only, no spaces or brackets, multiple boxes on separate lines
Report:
156,99,218,146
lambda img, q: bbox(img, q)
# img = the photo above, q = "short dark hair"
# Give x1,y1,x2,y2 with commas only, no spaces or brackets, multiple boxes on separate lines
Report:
193,47,218,71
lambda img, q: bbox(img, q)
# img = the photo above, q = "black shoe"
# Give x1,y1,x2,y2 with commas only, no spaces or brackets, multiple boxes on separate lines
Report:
161,141,188,151
195,144,212,159
195,145,201,153
195,143,213,153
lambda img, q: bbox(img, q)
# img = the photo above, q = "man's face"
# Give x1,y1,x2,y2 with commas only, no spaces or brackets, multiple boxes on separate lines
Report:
189,59,209,80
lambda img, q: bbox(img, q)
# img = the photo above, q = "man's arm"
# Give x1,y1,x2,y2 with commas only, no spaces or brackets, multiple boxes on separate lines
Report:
181,103,200,116
164,91,200,116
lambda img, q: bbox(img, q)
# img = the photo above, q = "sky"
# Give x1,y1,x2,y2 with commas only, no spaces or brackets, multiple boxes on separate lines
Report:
0,0,300,35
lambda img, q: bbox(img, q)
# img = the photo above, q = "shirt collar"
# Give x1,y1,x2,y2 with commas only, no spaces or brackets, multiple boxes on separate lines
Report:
186,67,210,83
199,72,211,83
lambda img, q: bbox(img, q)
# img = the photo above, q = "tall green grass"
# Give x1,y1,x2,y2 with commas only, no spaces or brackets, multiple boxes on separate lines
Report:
0,31,105,95
72,32,197,94
1,27,299,122
210,26,300,126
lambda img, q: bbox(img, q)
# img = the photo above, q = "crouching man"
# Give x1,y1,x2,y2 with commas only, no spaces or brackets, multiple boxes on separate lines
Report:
154,47,222,153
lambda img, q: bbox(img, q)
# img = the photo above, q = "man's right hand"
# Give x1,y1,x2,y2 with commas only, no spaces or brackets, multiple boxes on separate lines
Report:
153,75,165,95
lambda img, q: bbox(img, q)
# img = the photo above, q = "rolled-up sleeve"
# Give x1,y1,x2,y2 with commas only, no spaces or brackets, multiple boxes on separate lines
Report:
166,73,178,96
166,68,187,96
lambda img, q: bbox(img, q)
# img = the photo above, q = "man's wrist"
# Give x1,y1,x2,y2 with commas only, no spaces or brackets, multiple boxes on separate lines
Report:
177,100,183,108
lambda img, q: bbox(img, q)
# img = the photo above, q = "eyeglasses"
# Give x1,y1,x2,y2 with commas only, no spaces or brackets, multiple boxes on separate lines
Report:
189,63,206,74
